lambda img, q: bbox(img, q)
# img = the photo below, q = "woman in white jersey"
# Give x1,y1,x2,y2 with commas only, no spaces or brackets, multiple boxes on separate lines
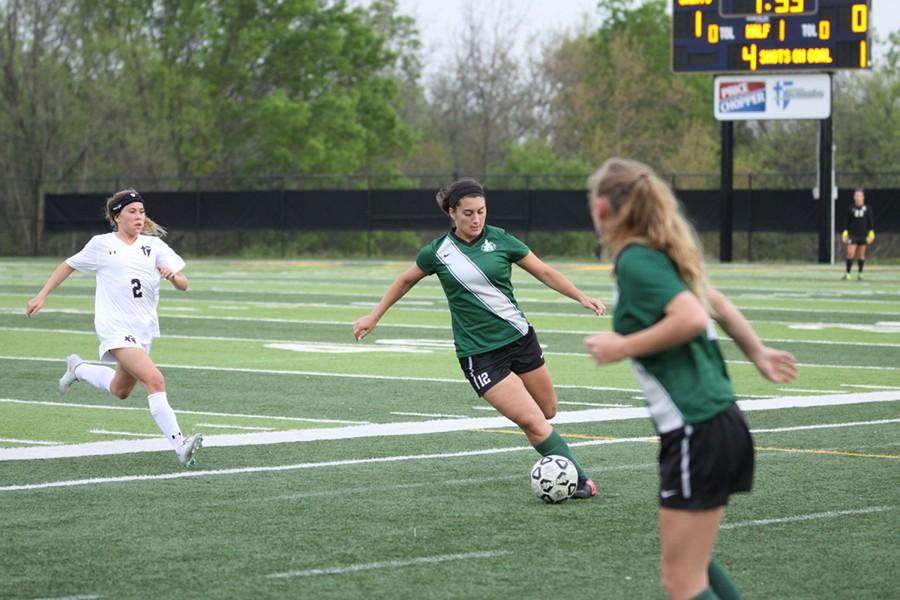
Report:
26,189,203,467
354,178,606,499
584,159,797,599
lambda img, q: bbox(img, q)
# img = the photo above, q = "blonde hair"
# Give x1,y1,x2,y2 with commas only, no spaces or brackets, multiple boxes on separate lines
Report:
587,158,706,301
105,189,167,238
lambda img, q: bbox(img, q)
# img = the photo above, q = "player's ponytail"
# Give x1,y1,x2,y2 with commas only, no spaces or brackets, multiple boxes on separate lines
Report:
588,158,707,302
104,189,168,238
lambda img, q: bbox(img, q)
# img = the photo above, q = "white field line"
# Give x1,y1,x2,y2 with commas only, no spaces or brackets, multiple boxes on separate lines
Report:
0,437,63,446
842,384,900,390
33,595,102,600
0,355,641,392
558,400,631,408
89,429,158,438
390,411,469,419
750,418,900,434
0,397,367,425
6,324,900,349
777,388,843,394
1,413,896,492
223,462,659,505
4,293,899,317
1,391,898,463
721,506,895,530
194,423,274,431
0,439,655,492
269,550,512,579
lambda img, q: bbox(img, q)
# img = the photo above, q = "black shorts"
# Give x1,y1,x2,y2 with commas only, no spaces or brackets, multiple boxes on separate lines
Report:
658,403,754,510
459,327,545,396
848,236,867,246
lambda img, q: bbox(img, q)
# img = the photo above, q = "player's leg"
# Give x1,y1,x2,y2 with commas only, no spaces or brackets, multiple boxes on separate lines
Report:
59,354,117,396
518,364,557,419
483,374,551,445
857,243,867,277
111,348,202,464
845,243,858,279
659,507,724,600
489,371,595,497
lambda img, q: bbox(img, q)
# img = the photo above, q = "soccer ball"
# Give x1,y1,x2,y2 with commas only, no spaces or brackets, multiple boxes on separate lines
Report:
530,455,578,503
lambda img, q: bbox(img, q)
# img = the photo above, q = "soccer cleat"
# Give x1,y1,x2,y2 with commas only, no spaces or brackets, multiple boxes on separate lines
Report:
857,274,864,281
58,354,84,396
842,273,851,280
571,477,597,499
176,433,204,467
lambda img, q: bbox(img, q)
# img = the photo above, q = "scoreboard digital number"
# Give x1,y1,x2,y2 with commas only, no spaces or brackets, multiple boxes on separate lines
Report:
673,0,871,73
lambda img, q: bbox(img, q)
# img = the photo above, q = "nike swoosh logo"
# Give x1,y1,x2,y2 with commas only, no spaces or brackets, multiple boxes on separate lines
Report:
660,490,678,498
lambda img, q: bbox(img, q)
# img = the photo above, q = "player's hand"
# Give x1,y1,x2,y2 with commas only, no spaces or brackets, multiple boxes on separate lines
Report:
581,297,607,316
158,266,176,281
584,332,627,365
867,230,875,244
841,230,849,244
353,314,378,341
25,295,44,318
751,346,797,383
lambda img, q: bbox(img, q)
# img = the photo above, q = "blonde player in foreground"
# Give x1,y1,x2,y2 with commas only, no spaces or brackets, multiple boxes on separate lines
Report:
584,158,797,599
26,189,202,467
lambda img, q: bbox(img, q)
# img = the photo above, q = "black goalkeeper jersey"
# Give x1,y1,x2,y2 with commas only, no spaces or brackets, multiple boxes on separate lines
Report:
845,204,874,240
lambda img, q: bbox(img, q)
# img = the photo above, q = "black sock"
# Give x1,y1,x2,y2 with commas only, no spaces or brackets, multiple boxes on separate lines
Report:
858,259,865,273
846,259,853,273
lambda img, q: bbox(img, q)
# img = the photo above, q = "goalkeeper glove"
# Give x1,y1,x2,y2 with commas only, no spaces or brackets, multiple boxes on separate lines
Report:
841,230,849,243
867,230,875,244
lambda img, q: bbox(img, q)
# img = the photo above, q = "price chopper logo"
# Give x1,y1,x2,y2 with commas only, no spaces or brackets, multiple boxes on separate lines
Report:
718,81,766,114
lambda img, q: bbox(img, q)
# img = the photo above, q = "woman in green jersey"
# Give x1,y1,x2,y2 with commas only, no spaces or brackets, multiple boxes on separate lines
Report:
353,178,606,499
584,158,797,600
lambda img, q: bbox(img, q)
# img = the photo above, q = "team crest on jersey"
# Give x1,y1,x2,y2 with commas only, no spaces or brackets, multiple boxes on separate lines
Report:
480,239,496,252
124,335,136,344
141,245,151,257
853,207,866,218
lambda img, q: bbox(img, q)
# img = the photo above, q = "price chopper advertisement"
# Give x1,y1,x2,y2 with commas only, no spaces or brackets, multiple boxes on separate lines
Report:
714,73,831,120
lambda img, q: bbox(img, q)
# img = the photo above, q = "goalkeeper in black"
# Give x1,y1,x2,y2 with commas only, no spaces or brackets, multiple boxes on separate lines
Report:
841,189,875,280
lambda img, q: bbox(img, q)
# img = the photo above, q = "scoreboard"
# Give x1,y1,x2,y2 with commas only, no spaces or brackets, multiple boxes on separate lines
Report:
672,0,871,73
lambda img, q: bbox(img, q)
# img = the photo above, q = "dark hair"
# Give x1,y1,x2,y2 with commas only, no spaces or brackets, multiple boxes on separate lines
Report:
435,178,485,214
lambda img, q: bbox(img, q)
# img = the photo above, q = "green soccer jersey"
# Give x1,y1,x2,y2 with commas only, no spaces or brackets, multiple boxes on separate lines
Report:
613,244,735,433
416,225,531,357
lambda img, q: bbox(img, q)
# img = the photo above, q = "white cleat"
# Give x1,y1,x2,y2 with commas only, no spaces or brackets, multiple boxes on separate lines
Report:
58,354,84,396
176,433,204,467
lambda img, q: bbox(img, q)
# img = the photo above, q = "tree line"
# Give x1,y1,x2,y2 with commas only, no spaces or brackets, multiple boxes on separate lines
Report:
2,0,898,253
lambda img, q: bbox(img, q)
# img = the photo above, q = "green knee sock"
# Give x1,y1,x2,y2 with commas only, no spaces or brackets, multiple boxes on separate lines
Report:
533,430,587,479
692,588,720,600
708,559,741,600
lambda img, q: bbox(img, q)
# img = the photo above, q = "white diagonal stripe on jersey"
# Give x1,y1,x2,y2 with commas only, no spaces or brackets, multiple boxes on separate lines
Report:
436,237,528,335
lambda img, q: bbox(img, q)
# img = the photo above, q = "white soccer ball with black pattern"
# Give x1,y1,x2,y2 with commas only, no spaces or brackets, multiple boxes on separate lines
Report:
530,455,578,503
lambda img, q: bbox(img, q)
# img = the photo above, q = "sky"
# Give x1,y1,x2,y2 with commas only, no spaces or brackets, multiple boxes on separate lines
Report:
373,0,900,74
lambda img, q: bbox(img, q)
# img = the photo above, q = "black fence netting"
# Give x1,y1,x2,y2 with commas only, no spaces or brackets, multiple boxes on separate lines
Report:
45,188,899,234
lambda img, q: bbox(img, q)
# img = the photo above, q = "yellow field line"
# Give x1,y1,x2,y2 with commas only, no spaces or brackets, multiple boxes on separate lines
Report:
474,430,899,459
756,446,900,460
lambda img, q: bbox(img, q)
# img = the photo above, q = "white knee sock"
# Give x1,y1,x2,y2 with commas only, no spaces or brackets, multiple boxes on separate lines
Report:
73,363,114,392
148,392,184,450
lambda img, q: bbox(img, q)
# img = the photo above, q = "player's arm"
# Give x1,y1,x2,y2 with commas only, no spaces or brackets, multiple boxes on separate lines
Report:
353,264,426,340
584,291,707,364
866,208,875,243
707,287,797,383
159,267,188,291
26,261,75,318
516,251,605,316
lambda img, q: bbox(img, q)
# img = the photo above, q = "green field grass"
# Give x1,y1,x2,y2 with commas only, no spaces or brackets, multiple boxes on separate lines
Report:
1,258,898,599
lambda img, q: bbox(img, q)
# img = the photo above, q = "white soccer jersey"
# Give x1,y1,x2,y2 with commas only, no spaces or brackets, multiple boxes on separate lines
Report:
66,233,186,343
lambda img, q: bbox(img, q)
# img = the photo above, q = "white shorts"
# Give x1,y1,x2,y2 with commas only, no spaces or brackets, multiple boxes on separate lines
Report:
99,334,152,363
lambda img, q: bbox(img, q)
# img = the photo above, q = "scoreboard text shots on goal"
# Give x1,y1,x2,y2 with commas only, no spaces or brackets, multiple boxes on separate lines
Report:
672,0,871,73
